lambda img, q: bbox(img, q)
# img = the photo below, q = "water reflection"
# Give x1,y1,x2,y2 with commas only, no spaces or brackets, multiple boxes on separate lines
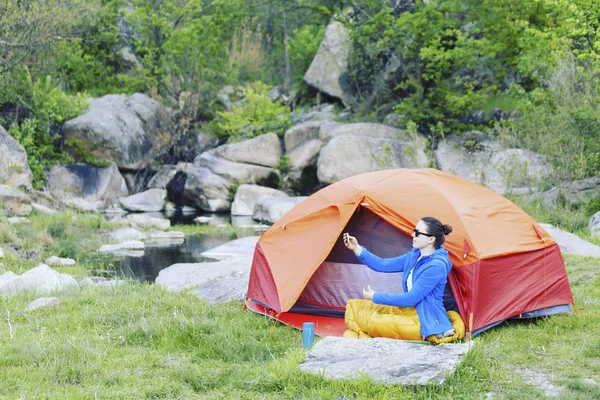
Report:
119,233,237,282
98,212,262,282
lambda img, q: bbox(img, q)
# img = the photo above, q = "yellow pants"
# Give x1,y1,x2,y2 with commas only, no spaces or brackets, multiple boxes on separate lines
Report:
343,299,465,344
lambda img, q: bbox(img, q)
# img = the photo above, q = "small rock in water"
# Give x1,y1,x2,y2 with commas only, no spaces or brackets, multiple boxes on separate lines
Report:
194,216,213,224
44,256,76,266
28,297,61,310
8,217,30,224
109,227,148,242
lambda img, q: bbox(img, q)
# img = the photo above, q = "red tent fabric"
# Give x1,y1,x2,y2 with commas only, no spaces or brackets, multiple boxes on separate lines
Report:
246,169,574,337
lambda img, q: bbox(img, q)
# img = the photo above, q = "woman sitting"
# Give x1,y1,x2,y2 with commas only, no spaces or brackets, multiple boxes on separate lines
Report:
342,217,465,344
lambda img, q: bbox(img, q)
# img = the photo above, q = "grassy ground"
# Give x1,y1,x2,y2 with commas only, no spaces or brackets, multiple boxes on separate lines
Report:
0,210,599,399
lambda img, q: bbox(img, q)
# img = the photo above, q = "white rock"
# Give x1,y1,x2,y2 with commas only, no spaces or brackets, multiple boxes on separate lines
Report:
0,247,3,258
63,198,98,213
126,213,170,230
98,240,145,253
0,271,18,286
28,297,61,310
31,203,57,214
109,227,148,242
0,265,79,296
8,217,30,224
44,256,76,266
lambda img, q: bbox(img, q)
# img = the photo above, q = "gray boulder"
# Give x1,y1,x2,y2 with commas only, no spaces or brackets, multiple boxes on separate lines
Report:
184,166,231,212
320,122,403,142
0,185,32,216
0,265,79,296
46,162,128,210
317,135,428,184
231,184,288,216
195,151,279,187
299,337,473,385
156,256,250,293
304,19,350,104
191,270,250,304
44,256,76,266
290,104,339,125
540,223,600,258
541,177,600,206
253,196,307,224
0,125,33,190
590,212,600,237
216,133,282,168
484,149,551,194
62,93,170,169
286,139,324,192
436,131,503,186
119,188,166,212
157,236,258,302
436,133,551,195
126,213,170,231
284,120,338,152
147,165,177,189
187,148,280,212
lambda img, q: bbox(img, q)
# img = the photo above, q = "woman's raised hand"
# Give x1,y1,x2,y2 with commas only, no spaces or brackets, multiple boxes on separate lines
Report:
343,233,359,252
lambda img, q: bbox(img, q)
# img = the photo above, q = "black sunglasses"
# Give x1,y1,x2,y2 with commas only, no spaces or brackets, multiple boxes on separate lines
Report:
413,229,435,238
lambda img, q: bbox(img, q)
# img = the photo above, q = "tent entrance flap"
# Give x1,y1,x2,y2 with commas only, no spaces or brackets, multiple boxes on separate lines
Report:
289,207,412,317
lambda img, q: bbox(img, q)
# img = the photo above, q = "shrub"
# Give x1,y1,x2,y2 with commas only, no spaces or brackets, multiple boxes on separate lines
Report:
212,82,291,141
8,75,88,188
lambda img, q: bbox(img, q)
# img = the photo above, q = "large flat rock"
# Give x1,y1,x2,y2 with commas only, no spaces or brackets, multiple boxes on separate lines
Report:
200,236,259,261
541,223,600,258
299,337,473,385
156,255,252,292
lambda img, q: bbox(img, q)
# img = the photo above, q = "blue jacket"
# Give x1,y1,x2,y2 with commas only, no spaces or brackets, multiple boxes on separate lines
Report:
356,246,454,338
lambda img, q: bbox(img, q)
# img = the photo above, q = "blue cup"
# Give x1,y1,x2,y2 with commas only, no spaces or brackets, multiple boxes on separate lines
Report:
302,322,315,349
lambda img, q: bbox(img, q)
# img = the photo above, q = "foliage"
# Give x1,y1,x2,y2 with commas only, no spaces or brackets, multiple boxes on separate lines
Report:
288,24,326,88
497,56,600,182
7,76,88,188
213,82,291,141
0,0,94,79
225,19,267,83
278,155,292,175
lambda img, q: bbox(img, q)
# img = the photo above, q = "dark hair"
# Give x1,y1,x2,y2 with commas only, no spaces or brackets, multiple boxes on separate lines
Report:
421,217,452,247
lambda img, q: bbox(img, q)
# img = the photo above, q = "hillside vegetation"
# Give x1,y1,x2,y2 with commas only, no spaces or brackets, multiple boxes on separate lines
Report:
1,0,599,187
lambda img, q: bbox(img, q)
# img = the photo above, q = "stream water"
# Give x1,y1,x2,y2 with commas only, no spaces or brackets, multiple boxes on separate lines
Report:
91,212,260,282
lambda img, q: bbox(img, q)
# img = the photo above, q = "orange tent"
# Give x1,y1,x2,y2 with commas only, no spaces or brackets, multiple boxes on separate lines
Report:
246,169,574,337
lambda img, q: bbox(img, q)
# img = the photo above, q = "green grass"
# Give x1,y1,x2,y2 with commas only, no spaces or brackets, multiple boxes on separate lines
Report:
0,210,599,398
0,254,598,399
